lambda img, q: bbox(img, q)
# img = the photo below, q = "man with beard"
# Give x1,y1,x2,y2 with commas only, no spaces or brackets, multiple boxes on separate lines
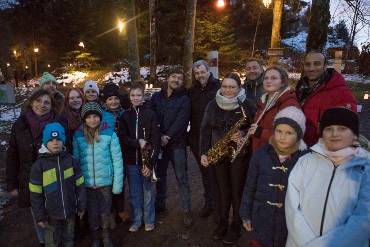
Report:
188,60,220,218
296,50,357,146
151,68,193,227
243,58,265,104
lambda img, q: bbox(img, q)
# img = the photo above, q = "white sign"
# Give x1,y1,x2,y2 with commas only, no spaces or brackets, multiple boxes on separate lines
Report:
207,50,219,79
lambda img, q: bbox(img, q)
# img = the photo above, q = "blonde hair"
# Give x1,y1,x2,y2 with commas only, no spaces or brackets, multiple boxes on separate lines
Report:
83,124,100,144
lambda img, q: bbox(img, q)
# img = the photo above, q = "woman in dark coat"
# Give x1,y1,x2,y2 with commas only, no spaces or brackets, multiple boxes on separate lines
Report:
6,89,58,246
200,73,256,245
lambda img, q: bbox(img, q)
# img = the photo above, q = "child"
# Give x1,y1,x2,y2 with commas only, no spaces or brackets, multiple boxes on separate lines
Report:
239,106,307,247
101,83,129,226
73,102,124,247
29,122,86,247
83,80,99,102
119,82,160,232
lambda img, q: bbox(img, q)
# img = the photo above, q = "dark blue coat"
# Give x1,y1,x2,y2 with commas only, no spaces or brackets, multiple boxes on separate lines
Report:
239,144,307,247
150,88,190,147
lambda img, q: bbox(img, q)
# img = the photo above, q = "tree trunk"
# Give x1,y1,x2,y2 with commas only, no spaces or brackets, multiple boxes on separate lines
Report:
306,0,331,52
270,0,283,49
183,0,197,88
127,0,141,82
149,0,157,84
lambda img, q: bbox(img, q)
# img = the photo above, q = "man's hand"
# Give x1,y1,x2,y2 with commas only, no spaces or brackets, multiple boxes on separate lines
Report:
78,210,85,220
138,139,147,149
10,189,18,197
243,220,252,232
200,155,209,167
37,221,48,228
161,135,171,147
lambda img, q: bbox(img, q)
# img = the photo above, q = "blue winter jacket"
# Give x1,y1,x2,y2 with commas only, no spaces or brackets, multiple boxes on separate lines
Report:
102,109,124,134
72,121,124,194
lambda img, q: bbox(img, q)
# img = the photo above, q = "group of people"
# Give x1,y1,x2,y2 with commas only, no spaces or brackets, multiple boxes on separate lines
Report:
4,49,370,247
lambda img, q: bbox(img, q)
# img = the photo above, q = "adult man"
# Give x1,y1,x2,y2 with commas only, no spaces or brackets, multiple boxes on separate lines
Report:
188,60,220,218
243,58,265,104
39,72,65,114
296,50,357,146
151,68,192,227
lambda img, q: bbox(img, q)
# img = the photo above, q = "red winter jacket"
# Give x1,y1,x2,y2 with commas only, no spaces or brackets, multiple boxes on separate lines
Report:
251,88,300,153
297,70,356,146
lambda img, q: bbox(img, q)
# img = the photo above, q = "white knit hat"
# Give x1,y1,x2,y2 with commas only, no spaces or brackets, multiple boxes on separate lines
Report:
83,80,99,95
273,106,306,139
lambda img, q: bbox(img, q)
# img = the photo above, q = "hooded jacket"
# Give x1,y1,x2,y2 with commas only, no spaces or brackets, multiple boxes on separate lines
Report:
29,146,86,222
285,143,370,247
73,121,124,194
119,103,160,167
296,69,357,146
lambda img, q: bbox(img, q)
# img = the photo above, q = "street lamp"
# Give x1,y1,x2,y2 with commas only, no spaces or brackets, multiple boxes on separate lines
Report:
6,63,10,67
34,47,39,77
25,65,29,69
79,41,85,49
47,64,51,68
216,0,225,9
118,19,125,33
13,50,17,56
262,0,272,8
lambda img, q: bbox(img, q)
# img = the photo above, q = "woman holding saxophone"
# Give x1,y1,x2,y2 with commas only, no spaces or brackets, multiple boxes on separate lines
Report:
119,82,160,232
200,72,256,245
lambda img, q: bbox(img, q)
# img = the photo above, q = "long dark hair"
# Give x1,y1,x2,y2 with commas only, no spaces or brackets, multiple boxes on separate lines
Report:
24,89,56,115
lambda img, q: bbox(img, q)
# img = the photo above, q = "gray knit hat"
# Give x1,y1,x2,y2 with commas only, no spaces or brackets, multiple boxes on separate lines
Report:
81,102,103,121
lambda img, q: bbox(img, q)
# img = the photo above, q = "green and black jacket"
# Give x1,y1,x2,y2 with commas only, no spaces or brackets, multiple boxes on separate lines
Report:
29,146,86,222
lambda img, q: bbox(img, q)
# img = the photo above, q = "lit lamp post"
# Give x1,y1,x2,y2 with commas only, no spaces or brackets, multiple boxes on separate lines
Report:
118,19,125,34
216,0,225,9
78,41,85,49
34,47,39,77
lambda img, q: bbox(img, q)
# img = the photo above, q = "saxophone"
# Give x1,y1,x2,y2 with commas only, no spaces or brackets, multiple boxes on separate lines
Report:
141,128,158,182
206,98,248,165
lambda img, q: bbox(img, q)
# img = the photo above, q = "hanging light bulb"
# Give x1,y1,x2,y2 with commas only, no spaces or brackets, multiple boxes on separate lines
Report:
262,0,272,8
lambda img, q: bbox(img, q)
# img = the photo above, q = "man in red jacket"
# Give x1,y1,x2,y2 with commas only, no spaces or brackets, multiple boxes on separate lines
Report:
296,50,357,146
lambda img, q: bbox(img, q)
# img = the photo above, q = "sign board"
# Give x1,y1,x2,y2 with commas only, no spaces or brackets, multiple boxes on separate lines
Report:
0,84,16,104
268,48,284,56
207,50,219,79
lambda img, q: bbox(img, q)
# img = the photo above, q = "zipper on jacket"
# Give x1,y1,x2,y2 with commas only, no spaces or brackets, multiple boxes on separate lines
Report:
57,156,67,218
319,164,337,236
92,141,96,186
135,107,139,164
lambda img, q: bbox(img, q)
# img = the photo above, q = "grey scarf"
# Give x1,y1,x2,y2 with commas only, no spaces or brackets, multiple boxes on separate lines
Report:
215,88,246,110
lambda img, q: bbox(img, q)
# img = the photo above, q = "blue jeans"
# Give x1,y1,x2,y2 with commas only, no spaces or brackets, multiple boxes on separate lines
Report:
156,146,191,210
127,165,156,225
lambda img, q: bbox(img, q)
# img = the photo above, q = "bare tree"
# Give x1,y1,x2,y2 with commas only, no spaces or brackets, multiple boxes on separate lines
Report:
183,0,197,88
127,0,141,81
149,0,157,84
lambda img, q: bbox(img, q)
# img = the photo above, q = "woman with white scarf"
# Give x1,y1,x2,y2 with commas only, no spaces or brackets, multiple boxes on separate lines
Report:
285,107,370,247
199,72,256,245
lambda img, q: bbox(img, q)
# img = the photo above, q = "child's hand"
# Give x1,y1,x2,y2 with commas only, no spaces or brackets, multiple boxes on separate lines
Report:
37,221,48,228
139,139,147,149
78,210,85,220
10,189,18,197
243,220,252,232
141,166,151,177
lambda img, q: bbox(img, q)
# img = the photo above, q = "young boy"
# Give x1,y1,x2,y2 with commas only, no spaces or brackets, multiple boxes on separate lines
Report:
29,122,86,247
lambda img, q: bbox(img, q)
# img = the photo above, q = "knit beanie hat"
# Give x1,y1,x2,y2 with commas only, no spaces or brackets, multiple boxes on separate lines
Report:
101,83,120,102
42,122,66,146
319,107,359,136
273,106,306,140
83,80,99,95
39,72,57,87
80,102,103,121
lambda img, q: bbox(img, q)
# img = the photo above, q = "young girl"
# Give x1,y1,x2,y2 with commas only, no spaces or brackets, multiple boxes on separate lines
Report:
119,82,160,232
101,83,129,226
83,80,99,102
73,102,124,247
240,106,307,247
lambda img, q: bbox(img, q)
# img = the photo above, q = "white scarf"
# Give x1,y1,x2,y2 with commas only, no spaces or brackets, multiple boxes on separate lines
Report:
215,88,246,110
318,140,359,165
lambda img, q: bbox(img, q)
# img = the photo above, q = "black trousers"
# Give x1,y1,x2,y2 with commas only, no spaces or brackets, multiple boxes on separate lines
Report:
214,158,248,229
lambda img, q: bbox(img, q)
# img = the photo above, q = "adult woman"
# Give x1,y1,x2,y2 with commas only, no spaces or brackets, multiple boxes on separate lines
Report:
249,66,300,153
61,88,84,151
285,107,370,247
6,89,58,246
200,72,256,245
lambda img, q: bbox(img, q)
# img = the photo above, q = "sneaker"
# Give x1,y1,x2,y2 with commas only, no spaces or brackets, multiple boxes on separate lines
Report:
144,224,155,232
199,204,212,218
129,224,141,232
183,210,193,228
222,227,241,245
213,225,227,240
